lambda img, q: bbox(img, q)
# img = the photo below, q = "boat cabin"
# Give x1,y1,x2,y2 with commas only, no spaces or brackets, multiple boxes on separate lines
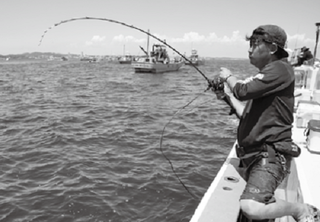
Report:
294,64,320,107
150,44,169,63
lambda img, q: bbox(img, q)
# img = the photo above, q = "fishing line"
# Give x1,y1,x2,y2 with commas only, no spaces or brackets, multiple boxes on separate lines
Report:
158,90,216,200
159,90,208,199
39,17,215,198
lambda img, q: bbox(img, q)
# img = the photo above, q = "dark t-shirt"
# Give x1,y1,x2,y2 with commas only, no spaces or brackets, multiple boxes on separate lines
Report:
233,59,295,148
297,50,313,66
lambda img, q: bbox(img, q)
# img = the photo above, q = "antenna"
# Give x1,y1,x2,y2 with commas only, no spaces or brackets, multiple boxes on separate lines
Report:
313,22,320,65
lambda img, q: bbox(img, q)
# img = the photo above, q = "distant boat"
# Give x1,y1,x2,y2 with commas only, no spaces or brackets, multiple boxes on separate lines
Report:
131,30,184,73
80,57,97,62
185,49,204,66
119,45,133,64
80,52,97,62
61,56,68,61
119,55,132,64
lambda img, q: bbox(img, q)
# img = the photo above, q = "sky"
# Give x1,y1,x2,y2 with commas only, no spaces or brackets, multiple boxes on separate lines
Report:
1,0,320,58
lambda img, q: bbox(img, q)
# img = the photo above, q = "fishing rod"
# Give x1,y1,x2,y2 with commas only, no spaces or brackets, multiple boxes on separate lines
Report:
38,17,230,199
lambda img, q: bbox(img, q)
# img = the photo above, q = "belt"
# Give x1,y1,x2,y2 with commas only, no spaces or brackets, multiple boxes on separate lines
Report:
236,143,278,167
236,143,268,158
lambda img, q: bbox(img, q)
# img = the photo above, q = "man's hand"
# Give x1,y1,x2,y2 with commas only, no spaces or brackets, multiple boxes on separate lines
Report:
219,67,233,81
213,89,226,100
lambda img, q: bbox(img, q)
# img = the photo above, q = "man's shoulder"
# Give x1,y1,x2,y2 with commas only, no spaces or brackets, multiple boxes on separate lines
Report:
262,58,293,74
267,58,290,67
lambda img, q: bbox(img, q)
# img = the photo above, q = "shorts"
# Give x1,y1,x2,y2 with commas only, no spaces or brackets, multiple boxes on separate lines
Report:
240,154,290,204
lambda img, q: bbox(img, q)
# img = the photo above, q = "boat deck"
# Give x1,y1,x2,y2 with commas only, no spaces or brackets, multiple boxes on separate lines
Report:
190,118,320,222
190,146,246,222
292,124,320,209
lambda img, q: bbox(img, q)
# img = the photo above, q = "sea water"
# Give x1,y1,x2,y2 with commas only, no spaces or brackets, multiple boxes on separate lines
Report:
0,58,256,222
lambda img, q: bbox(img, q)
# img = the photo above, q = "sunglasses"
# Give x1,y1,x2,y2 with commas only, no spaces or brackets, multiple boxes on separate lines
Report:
249,37,274,48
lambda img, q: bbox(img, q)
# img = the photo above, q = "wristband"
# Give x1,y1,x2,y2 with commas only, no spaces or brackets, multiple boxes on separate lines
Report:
225,75,232,81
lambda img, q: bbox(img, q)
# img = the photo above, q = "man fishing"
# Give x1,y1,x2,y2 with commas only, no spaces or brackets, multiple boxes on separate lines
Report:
215,25,320,222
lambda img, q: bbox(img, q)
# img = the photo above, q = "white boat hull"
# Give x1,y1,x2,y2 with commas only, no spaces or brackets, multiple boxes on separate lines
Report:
132,61,183,73
119,60,132,64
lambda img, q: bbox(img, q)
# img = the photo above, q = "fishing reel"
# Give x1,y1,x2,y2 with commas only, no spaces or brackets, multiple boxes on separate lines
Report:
210,76,225,92
208,76,225,96
208,76,238,117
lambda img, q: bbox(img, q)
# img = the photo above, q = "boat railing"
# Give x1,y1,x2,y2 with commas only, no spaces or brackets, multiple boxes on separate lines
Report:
311,67,320,104
294,65,320,107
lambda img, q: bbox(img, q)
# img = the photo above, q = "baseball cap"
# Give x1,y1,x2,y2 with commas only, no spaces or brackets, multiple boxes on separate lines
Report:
252,24,289,58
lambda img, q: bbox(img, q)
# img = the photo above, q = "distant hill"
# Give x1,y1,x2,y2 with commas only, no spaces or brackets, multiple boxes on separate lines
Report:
0,52,80,60
0,52,75,57
0,52,125,62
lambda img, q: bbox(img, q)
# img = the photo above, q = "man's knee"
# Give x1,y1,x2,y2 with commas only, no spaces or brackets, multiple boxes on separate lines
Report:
240,199,265,220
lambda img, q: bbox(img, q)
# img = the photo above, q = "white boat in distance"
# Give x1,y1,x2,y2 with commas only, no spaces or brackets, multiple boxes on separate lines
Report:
80,52,97,63
119,54,133,64
185,49,204,66
191,22,320,222
119,45,133,64
132,31,184,73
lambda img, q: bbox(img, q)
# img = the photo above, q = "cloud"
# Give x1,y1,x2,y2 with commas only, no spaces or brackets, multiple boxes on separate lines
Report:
171,32,205,43
287,33,314,47
169,31,245,44
85,35,106,46
208,31,246,44
92,35,106,42
111,31,246,45
113,34,145,43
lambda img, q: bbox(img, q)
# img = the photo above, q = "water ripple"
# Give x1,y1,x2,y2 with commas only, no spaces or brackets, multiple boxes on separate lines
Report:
0,59,253,221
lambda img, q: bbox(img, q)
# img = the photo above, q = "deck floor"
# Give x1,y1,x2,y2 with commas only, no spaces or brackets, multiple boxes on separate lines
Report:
292,126,320,209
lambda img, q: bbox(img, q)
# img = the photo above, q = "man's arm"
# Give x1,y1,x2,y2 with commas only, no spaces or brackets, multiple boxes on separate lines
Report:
218,67,245,118
223,81,245,119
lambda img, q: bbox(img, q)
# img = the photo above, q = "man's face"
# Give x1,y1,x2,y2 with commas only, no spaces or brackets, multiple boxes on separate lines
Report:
248,37,273,70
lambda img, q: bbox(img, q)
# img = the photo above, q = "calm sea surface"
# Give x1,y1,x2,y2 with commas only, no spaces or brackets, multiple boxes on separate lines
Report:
0,58,257,222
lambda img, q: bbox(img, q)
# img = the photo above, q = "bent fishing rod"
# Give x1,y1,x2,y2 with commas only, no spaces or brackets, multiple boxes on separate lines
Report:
38,17,233,199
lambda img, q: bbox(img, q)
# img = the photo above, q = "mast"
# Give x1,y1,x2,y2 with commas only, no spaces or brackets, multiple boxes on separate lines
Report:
313,22,320,65
147,29,150,57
